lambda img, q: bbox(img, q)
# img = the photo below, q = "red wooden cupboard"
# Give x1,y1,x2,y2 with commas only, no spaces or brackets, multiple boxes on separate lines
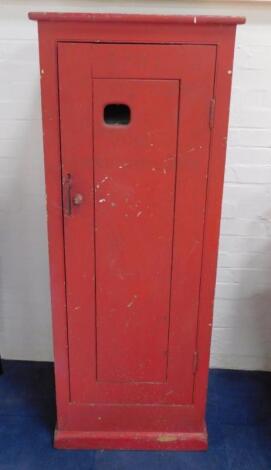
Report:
29,12,245,450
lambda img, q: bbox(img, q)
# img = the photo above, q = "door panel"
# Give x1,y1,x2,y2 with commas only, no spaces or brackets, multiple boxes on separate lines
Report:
58,43,215,404
93,78,179,383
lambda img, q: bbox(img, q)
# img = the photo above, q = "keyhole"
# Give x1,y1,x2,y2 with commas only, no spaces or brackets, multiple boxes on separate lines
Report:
104,104,131,125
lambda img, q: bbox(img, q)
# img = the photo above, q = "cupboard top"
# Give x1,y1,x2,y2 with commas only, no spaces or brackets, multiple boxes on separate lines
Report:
28,12,246,25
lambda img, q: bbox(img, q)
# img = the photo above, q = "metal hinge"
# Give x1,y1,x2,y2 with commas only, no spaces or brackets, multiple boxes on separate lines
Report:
193,351,199,374
209,98,216,129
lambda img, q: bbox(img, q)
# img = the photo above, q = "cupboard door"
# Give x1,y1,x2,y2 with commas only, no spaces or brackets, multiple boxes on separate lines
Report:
58,43,215,405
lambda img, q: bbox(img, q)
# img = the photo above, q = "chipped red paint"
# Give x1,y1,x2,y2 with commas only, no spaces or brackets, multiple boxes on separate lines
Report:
30,12,245,450
28,12,245,25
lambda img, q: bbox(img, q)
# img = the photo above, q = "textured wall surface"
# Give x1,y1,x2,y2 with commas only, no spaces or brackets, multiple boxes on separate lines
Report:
0,0,271,370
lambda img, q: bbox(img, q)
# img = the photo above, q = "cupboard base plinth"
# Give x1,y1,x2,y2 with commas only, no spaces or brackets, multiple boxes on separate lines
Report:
54,424,208,451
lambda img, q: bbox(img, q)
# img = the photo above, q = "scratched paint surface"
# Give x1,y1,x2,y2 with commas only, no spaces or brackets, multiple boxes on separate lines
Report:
58,42,216,404
93,79,179,382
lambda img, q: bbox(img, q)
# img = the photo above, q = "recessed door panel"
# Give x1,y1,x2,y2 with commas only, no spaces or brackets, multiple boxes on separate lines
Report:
93,78,179,383
58,43,215,405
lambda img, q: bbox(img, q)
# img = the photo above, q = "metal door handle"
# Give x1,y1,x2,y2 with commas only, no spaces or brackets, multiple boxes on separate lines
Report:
63,173,72,216
63,174,84,216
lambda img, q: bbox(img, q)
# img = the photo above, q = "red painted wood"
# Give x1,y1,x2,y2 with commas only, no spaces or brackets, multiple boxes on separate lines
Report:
93,78,179,385
28,11,245,25
54,426,208,451
58,43,215,406
30,12,245,450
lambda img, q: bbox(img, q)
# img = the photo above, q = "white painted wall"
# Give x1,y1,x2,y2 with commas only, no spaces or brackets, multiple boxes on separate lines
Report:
0,0,271,370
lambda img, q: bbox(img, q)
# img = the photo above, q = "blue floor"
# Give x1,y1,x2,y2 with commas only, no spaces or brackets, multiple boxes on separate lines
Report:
0,361,271,469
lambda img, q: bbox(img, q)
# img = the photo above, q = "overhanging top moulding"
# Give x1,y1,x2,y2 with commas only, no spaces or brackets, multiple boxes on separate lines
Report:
28,12,246,26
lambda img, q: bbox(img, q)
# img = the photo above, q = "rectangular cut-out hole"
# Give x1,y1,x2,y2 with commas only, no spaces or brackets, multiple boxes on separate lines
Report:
104,104,131,125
